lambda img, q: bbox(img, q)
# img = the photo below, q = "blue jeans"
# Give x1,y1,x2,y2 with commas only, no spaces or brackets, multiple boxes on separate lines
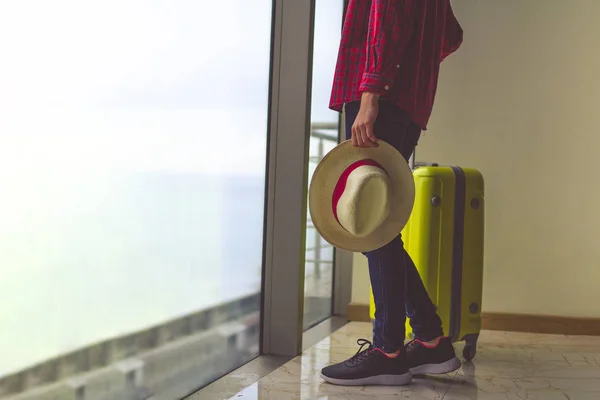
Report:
345,101,444,353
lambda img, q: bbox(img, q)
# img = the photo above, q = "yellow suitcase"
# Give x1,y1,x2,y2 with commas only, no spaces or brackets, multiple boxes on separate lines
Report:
369,165,484,360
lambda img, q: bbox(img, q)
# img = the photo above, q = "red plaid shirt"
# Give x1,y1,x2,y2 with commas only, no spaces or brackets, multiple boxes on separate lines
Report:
330,0,463,130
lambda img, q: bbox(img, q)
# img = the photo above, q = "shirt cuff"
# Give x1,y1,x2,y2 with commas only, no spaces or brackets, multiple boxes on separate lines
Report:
359,73,393,95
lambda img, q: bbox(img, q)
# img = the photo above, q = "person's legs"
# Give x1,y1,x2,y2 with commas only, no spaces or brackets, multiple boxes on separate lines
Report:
320,101,416,386
396,123,445,342
377,105,460,375
320,101,459,386
347,100,444,346
346,100,459,374
404,253,445,341
349,100,412,352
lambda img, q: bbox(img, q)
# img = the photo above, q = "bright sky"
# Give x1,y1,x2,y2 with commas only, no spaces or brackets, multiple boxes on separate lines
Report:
0,0,342,176
0,0,274,176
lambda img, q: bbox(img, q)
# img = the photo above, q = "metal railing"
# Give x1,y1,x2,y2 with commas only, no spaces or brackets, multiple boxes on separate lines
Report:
306,122,338,279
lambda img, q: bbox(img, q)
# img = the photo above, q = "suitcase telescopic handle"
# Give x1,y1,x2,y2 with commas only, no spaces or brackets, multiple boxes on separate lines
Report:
410,149,439,170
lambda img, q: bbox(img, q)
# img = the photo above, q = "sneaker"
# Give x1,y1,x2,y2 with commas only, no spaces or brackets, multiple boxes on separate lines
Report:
405,337,462,375
320,339,412,386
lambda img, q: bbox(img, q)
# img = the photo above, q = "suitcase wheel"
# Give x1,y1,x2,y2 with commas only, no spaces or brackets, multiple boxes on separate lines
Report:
463,343,476,361
462,334,478,361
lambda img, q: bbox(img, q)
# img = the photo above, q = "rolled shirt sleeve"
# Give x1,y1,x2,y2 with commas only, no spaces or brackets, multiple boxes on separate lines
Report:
359,0,415,95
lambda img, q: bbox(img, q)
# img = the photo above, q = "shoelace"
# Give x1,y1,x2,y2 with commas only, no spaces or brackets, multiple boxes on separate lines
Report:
347,338,375,365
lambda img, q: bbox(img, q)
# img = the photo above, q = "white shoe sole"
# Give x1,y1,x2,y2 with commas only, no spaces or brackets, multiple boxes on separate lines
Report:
320,371,412,386
410,357,462,376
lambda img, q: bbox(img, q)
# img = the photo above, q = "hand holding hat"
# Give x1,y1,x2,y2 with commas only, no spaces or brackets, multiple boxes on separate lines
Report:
309,140,415,253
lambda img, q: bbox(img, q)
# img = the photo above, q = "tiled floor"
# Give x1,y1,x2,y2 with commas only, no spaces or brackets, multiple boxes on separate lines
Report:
203,322,600,400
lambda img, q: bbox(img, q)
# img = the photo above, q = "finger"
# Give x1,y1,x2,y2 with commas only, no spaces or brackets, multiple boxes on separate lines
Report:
354,124,365,147
365,122,378,147
351,126,358,147
361,125,374,148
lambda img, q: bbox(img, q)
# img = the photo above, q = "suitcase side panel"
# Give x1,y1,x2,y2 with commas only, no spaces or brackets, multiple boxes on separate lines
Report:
406,167,457,339
368,167,456,336
403,175,445,338
458,168,485,341
368,169,450,324
407,173,447,306
369,166,484,344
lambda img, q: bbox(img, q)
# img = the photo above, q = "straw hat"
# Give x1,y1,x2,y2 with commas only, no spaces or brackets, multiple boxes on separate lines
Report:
309,140,414,253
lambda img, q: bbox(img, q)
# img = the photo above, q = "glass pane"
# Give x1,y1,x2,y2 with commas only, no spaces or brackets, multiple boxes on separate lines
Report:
303,0,344,331
0,1,271,399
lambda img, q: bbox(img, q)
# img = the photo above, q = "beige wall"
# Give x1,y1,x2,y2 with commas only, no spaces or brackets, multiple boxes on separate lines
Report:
351,0,600,318
351,253,370,305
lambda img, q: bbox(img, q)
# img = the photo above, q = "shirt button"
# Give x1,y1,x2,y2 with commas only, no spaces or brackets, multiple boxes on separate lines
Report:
396,64,400,68
384,85,390,91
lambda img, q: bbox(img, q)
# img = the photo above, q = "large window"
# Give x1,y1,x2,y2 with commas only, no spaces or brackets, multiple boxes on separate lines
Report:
0,1,272,399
